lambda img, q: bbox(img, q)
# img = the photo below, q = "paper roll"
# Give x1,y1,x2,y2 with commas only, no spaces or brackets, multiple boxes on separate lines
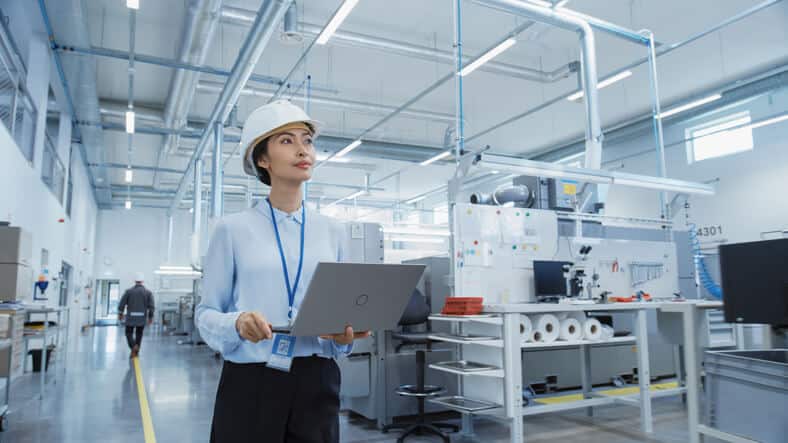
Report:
528,329,542,343
519,315,533,342
583,317,603,341
559,318,583,341
601,325,615,340
532,314,560,344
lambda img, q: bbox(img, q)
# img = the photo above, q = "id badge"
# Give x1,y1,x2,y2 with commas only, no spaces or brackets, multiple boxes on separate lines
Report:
268,334,296,372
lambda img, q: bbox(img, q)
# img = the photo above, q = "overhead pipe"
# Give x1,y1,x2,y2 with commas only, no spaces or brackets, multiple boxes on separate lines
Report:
167,0,295,214
155,0,223,189
467,0,783,151
473,0,603,169
220,5,577,83
195,80,456,123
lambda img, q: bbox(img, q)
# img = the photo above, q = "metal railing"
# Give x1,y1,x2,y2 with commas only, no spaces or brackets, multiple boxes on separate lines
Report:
41,134,65,202
0,9,37,163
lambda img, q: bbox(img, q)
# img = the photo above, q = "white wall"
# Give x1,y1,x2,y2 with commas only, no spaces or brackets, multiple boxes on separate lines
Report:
93,207,204,306
603,87,788,244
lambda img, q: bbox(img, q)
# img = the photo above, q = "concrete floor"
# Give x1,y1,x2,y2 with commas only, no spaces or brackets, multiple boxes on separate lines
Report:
3,327,692,442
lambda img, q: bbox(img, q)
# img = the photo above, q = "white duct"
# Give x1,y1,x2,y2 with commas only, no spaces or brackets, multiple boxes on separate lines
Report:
473,0,603,169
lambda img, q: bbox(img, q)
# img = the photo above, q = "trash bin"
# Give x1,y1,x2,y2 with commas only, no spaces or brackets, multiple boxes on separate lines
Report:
705,349,787,443
29,345,56,372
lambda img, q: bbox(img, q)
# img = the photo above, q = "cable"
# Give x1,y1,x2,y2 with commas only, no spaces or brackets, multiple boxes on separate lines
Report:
688,223,723,299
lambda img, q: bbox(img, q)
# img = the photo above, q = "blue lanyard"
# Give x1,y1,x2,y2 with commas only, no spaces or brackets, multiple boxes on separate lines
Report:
267,198,305,320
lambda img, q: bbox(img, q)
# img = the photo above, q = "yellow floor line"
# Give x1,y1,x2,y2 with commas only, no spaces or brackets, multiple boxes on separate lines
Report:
133,357,158,443
534,381,680,405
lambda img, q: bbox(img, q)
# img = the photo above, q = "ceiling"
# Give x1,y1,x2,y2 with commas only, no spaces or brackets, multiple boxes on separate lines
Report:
48,0,788,209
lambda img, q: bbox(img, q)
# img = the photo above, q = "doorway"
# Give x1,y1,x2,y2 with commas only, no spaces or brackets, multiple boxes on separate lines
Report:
59,262,72,307
94,279,121,326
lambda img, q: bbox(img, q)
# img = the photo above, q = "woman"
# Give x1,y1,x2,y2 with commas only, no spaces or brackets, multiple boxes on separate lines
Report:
197,100,369,443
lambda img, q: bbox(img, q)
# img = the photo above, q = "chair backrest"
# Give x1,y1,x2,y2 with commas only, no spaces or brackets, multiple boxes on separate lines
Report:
398,289,431,326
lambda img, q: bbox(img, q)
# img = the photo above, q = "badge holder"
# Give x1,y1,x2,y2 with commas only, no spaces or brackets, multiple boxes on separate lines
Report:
268,334,296,372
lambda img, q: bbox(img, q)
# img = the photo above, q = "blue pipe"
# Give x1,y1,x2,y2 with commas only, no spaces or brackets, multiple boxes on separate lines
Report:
688,223,723,299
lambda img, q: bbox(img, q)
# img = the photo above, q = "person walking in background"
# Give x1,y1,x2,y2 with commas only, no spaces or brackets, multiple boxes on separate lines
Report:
118,273,155,358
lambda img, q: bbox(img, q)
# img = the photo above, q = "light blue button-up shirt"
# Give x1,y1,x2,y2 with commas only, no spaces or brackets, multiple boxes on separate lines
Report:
196,200,352,363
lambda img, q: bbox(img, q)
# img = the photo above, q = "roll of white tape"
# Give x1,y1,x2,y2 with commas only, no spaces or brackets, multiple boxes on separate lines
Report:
519,315,533,342
559,318,583,341
601,324,615,340
583,317,603,341
528,329,542,343
533,314,560,344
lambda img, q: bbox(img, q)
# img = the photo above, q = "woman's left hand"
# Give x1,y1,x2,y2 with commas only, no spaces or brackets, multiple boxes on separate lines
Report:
321,325,371,345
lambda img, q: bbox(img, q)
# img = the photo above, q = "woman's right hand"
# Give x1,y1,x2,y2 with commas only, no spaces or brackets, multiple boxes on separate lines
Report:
235,311,273,342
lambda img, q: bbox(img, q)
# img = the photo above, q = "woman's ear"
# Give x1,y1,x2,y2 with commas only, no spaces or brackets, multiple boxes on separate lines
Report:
256,154,270,170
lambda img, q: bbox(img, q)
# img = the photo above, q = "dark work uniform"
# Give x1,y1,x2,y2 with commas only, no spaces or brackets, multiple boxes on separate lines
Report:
118,283,155,350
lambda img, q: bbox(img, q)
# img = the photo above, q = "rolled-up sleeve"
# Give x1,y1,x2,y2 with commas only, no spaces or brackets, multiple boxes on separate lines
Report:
196,221,243,355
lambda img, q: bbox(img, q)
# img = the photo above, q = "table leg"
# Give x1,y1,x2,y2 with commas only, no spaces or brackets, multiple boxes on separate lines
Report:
635,309,653,434
503,313,523,443
682,307,702,443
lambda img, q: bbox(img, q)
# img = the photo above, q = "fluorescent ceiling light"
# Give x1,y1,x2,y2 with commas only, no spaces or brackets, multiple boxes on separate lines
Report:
124,168,133,183
158,265,193,271
125,110,135,134
153,270,202,277
315,0,360,45
126,0,139,10
612,176,714,196
335,139,362,158
388,236,445,244
405,195,426,204
658,94,722,119
567,70,632,101
420,150,452,166
743,113,788,131
125,199,132,210
460,38,517,77
347,190,366,200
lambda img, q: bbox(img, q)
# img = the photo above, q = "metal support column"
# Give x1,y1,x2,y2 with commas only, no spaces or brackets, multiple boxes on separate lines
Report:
682,306,702,443
193,158,203,235
503,313,524,443
579,344,593,417
644,31,669,221
166,215,174,263
635,309,653,434
211,122,224,218
452,0,465,161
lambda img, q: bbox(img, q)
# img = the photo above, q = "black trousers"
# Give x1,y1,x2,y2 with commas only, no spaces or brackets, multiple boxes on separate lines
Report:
124,326,144,349
210,356,341,443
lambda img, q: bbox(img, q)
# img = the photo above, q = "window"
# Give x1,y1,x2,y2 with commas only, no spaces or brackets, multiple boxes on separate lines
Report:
41,134,65,203
686,112,753,163
434,204,449,225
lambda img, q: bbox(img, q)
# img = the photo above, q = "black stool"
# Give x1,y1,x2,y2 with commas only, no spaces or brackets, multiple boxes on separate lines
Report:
382,291,459,442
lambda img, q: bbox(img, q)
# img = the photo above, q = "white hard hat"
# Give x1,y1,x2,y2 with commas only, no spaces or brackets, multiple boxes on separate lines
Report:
240,100,322,179
134,272,145,282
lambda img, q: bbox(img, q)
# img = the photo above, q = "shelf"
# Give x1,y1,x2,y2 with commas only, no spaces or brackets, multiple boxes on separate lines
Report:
428,334,503,348
484,302,658,314
523,396,618,416
521,336,636,350
429,363,504,378
428,314,503,326
428,396,502,413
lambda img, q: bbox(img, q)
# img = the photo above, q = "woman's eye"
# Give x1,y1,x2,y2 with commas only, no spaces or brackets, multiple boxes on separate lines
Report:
281,138,292,144
304,138,313,145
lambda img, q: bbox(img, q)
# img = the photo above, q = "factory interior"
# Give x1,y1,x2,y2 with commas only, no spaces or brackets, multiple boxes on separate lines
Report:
0,0,786,442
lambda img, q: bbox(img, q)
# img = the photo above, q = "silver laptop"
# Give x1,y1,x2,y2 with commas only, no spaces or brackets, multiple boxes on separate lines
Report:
272,262,426,336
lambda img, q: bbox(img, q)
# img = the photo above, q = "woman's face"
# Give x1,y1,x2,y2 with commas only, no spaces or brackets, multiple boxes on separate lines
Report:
256,128,316,185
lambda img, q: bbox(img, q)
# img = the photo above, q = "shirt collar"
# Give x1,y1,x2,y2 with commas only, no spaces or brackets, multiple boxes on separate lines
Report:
255,200,304,225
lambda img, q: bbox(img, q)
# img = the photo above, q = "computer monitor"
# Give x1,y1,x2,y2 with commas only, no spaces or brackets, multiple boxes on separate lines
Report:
719,238,788,326
533,260,572,298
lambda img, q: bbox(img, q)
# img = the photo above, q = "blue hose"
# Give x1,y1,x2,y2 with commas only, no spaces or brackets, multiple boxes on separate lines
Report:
688,223,723,299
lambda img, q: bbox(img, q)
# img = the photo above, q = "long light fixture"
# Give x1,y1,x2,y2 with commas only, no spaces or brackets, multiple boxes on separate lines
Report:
405,195,426,204
335,139,362,157
658,94,722,119
125,110,135,134
420,150,452,166
459,38,517,77
567,70,632,101
315,0,360,45
124,168,133,183
743,112,788,131
125,199,132,210
153,269,202,277
347,190,366,199
158,265,193,271
126,0,139,10
476,153,715,195
316,153,350,163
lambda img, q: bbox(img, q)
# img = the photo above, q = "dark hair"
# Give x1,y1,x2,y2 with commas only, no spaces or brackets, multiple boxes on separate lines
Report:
251,137,271,186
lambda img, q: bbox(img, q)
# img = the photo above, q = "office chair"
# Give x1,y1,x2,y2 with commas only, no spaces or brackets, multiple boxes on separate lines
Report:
382,290,459,443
